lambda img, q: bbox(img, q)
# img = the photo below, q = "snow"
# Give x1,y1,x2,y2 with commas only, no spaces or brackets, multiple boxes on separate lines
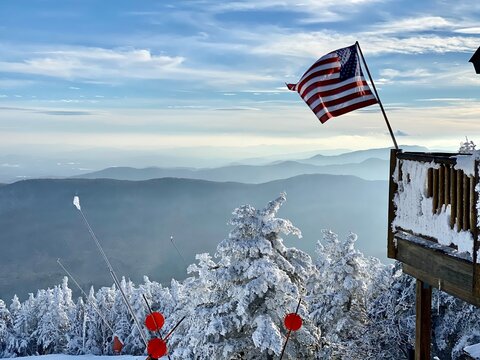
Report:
465,343,480,359
453,151,480,177
0,356,142,360
73,196,81,211
393,159,474,257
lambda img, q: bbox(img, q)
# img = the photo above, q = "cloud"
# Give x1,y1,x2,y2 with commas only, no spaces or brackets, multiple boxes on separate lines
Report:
214,106,261,111
251,31,479,59
0,106,94,116
0,46,277,87
371,16,454,34
37,110,93,116
394,130,409,136
454,27,480,34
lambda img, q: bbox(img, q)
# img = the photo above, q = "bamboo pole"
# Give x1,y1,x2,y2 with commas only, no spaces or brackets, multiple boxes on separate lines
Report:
445,166,451,205
433,169,439,213
464,175,470,231
439,166,445,212
427,168,433,198
450,168,457,229
457,171,464,230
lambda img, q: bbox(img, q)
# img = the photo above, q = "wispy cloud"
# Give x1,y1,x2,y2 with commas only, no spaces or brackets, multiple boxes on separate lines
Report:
0,46,277,87
371,16,454,34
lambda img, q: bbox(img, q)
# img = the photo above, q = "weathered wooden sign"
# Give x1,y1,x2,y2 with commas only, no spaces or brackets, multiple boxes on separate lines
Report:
387,149,480,359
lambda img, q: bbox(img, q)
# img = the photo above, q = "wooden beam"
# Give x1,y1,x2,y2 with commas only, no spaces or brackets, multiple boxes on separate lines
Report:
395,233,480,307
388,149,400,259
415,279,431,360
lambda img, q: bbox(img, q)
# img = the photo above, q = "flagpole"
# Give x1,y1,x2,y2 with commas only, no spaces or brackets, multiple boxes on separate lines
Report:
355,41,399,150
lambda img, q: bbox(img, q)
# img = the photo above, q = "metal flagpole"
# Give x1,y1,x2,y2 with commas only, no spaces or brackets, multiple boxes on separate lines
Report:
355,41,399,150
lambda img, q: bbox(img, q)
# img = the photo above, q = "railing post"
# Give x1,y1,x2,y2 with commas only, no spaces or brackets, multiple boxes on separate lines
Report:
388,149,401,259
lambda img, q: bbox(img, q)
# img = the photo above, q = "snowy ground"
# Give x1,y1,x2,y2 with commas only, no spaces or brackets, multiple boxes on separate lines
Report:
0,356,145,360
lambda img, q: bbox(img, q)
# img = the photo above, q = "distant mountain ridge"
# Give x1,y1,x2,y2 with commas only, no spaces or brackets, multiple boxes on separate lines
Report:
0,174,387,301
74,145,429,183
73,157,389,182
304,145,429,165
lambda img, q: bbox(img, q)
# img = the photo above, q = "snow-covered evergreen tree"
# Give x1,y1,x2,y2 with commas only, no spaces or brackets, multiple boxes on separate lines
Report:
84,286,102,354
361,262,415,359
459,137,476,153
35,284,70,354
122,280,147,355
307,230,378,359
170,193,321,360
95,284,115,354
66,297,86,355
0,299,14,357
111,278,133,354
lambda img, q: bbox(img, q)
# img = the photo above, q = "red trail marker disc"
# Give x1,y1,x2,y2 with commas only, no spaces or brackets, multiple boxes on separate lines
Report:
147,337,168,358
284,313,302,331
145,312,165,332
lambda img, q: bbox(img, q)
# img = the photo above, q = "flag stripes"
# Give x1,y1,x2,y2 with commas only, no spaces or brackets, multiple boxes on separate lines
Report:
287,44,378,124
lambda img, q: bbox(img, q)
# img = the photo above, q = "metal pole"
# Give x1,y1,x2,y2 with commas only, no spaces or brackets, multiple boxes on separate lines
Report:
355,41,399,150
142,294,172,360
74,200,148,347
279,298,302,360
57,258,115,334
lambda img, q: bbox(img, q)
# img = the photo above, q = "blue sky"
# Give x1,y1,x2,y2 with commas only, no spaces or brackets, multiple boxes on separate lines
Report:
1,0,480,159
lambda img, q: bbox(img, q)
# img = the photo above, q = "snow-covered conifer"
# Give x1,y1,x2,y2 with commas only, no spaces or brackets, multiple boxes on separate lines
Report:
170,193,320,360
0,299,14,357
361,263,415,359
84,286,102,354
307,230,377,358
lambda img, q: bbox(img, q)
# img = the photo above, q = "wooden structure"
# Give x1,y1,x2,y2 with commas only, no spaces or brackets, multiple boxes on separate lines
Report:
388,149,480,359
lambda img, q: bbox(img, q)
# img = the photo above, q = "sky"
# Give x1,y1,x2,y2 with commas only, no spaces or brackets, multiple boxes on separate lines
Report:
1,0,480,162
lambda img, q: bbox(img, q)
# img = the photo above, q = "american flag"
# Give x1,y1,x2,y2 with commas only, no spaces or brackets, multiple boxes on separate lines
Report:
287,44,378,124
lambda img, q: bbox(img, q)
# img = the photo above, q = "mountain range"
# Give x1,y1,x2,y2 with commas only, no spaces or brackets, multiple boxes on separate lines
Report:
0,174,388,301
